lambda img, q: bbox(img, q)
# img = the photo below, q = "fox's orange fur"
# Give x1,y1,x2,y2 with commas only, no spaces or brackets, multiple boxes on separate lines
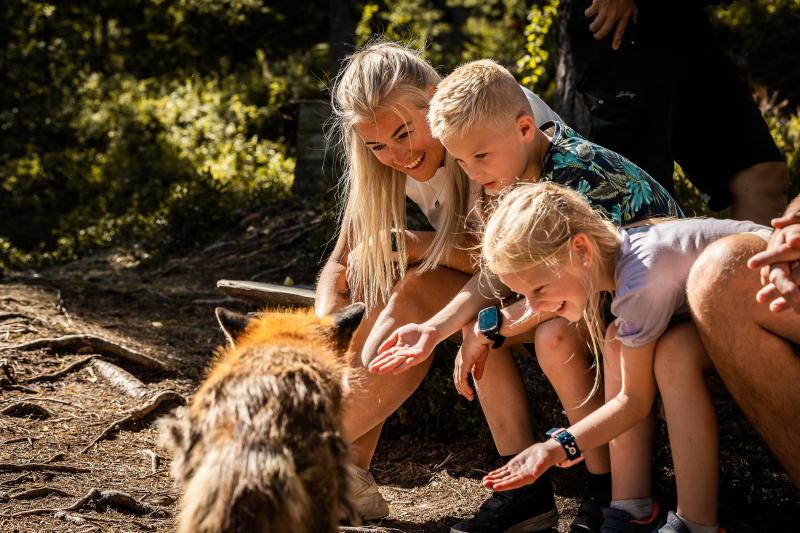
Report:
160,305,364,533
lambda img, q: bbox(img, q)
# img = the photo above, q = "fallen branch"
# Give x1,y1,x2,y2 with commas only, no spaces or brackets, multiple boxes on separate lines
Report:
14,396,89,412
2,335,166,371
4,487,170,519
0,401,53,419
0,312,28,321
0,383,38,393
0,462,90,474
5,486,74,500
22,355,98,384
339,526,403,533
0,474,32,486
2,436,38,445
92,359,150,399
82,390,184,453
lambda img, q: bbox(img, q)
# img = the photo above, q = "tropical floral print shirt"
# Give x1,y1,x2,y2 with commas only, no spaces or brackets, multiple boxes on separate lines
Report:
540,121,684,224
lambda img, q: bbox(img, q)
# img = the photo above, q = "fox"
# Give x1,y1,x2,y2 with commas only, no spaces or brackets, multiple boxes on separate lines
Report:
159,303,366,533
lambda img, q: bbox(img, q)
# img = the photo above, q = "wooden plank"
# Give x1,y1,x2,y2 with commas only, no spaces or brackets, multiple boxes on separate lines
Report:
216,279,315,307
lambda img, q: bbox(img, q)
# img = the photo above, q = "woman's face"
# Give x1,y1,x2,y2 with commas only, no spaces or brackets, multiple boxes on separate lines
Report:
353,95,445,182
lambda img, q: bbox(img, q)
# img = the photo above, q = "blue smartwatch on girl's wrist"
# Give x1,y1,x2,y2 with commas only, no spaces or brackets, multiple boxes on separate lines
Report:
546,427,584,468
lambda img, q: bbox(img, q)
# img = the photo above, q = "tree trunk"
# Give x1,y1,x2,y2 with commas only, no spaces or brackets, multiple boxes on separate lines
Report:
555,0,590,135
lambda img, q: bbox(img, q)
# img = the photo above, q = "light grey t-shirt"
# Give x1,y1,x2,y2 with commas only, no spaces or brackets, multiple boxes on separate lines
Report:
405,86,561,230
612,218,771,348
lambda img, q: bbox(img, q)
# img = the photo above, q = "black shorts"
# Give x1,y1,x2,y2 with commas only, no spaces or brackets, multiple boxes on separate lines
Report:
568,2,785,210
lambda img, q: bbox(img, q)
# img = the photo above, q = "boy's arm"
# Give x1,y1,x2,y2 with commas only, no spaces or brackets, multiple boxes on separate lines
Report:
369,278,554,375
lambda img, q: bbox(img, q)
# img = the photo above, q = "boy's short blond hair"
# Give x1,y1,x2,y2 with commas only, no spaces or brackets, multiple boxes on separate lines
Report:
428,59,531,141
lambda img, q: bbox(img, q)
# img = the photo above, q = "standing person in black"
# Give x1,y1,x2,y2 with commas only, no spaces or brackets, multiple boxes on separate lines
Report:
567,0,788,225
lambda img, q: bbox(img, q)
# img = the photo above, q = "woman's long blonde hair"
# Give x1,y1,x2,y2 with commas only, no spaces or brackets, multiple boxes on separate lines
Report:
329,41,471,310
482,182,622,398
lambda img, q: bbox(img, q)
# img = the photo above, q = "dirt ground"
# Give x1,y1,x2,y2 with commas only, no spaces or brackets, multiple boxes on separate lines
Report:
1,205,798,532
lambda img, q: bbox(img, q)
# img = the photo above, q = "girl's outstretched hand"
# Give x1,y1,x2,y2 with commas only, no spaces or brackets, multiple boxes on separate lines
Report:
482,442,558,491
368,323,440,374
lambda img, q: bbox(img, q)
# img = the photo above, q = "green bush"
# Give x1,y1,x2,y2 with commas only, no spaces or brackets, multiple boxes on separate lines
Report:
0,72,295,270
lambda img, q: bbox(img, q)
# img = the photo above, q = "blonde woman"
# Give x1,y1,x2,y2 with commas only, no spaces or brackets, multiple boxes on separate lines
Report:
315,41,565,529
478,182,773,532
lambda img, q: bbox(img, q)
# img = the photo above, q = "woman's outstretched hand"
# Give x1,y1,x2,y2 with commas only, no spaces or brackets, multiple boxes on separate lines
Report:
368,324,441,375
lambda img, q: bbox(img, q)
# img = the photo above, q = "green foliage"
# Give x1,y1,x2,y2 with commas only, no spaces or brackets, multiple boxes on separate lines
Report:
355,0,530,71
711,0,800,107
0,0,331,271
517,0,559,90
0,71,295,270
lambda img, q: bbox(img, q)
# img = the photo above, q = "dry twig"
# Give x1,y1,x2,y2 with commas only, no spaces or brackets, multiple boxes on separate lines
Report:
22,355,98,383
2,334,166,371
82,390,184,453
4,487,171,519
4,486,74,500
0,401,53,419
0,462,90,474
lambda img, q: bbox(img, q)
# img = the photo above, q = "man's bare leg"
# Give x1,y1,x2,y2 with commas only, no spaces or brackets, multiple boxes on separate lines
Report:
729,161,788,225
688,233,800,485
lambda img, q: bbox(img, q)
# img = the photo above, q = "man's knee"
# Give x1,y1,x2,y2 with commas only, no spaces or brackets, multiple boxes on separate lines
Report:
687,234,764,317
534,318,581,377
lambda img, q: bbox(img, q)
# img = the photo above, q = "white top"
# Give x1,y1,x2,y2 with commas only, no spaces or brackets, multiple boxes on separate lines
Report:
611,219,771,348
405,86,563,230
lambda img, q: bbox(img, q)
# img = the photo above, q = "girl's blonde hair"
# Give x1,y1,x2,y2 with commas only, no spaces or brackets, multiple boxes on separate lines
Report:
329,41,471,310
482,182,622,398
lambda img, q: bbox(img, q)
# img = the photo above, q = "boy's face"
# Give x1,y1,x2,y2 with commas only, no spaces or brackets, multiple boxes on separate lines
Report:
442,114,535,194
353,98,445,182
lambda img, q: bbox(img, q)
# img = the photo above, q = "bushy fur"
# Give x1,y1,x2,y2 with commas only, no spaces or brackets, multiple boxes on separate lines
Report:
159,305,364,533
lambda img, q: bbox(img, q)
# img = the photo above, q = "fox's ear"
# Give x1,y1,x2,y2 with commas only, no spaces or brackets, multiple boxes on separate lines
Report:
215,307,250,348
329,303,366,353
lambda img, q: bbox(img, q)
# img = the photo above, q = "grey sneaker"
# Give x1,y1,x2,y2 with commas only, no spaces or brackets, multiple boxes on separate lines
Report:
347,464,390,520
657,511,689,533
657,511,726,533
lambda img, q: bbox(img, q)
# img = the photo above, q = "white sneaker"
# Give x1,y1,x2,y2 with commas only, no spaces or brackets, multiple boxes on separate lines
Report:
347,464,390,520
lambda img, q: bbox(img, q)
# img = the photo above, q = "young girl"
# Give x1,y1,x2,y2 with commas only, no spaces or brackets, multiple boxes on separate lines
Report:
479,182,767,532
318,41,575,529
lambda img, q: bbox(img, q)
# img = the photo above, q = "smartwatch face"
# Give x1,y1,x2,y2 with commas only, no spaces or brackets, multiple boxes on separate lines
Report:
478,306,500,333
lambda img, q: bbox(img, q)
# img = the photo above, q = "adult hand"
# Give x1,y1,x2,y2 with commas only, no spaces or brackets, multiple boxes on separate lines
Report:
748,212,800,312
482,442,557,491
368,323,440,375
585,0,638,51
453,321,492,401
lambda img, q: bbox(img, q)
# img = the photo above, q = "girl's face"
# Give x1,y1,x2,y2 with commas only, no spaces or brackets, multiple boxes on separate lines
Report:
498,261,590,323
353,96,445,182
